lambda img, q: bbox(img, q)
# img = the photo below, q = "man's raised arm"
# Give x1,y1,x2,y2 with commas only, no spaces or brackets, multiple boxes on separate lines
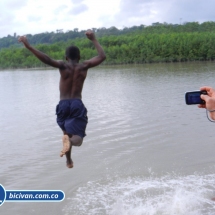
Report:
18,36,65,69
83,30,106,69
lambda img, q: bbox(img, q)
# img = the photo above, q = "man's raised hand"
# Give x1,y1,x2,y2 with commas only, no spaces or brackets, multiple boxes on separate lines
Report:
85,30,96,41
18,36,30,48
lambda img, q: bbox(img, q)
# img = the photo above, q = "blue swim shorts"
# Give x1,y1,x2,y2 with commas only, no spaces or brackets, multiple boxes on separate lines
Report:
56,99,88,138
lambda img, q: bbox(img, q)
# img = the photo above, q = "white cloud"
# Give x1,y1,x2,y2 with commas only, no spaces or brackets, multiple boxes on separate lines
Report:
69,3,88,15
0,0,121,37
0,0,215,38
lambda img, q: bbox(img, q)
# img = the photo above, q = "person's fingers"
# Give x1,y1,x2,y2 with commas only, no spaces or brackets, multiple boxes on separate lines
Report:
85,30,91,34
201,94,209,101
198,104,205,108
85,32,90,37
200,86,213,93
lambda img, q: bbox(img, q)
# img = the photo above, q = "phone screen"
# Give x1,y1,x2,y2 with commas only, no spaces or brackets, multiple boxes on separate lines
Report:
185,91,206,105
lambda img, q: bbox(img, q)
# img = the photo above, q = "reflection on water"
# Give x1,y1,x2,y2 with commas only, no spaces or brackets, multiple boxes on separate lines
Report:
1,62,215,214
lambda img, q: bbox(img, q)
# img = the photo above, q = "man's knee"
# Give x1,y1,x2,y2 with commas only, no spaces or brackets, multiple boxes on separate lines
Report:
71,135,83,146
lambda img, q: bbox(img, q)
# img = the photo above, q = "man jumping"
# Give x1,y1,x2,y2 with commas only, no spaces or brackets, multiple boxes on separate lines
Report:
18,30,106,168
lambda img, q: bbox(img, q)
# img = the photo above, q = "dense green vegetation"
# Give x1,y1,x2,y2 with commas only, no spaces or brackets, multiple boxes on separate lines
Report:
1,21,215,69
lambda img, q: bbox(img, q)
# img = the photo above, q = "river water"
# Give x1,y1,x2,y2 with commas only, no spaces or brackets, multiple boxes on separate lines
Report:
1,62,215,214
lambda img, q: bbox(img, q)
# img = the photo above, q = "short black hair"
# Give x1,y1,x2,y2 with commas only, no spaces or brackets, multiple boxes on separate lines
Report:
65,46,80,60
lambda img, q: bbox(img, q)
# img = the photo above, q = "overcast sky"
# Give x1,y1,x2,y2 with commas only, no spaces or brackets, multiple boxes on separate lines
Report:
0,0,215,38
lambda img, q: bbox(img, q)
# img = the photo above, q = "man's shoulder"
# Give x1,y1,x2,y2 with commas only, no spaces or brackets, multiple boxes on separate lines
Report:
56,60,67,69
78,61,91,71
59,62,87,72
72,62,89,72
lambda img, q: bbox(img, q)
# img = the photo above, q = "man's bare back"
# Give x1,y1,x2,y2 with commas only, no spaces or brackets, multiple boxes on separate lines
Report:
18,30,106,168
59,63,87,100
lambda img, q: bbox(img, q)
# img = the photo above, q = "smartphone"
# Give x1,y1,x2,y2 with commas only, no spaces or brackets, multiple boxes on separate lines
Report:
185,90,207,105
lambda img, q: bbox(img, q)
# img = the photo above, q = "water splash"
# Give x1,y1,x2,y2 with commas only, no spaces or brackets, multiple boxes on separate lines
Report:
63,173,215,215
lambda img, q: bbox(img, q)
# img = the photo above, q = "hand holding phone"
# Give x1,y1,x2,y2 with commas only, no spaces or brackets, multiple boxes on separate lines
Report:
185,90,207,105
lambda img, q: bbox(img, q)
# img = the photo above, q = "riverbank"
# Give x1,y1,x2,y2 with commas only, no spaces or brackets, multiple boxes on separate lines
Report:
0,59,214,71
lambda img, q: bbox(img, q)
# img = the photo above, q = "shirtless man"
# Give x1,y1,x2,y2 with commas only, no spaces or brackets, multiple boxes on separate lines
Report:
18,30,106,168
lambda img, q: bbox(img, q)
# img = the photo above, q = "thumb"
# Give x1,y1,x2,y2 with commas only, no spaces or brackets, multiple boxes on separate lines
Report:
201,94,209,101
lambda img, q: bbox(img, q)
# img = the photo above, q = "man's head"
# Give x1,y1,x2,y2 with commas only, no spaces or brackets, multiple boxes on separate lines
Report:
65,46,80,61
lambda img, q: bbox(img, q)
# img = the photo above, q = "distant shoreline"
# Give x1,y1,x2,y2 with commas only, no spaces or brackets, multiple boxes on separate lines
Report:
0,60,214,71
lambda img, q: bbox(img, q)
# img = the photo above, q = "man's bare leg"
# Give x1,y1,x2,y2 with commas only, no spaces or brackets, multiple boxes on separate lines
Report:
60,134,83,156
60,133,83,168
60,134,73,168
60,135,71,157
65,147,73,168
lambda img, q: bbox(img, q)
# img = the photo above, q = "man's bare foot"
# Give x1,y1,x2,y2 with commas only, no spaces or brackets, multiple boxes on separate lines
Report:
60,135,71,157
66,159,74,168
